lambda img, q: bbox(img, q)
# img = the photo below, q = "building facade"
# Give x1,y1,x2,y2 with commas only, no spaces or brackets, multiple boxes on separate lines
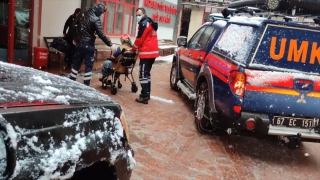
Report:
180,0,318,40
0,0,179,66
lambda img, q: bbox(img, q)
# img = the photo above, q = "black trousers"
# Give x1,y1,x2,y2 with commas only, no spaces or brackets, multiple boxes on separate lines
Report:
63,36,74,67
139,58,155,98
70,44,95,86
65,43,75,67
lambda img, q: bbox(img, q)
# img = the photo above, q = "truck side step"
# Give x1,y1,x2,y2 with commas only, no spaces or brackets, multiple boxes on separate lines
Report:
177,80,196,100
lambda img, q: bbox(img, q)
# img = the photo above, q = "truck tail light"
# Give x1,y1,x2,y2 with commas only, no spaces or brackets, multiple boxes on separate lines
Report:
229,71,246,97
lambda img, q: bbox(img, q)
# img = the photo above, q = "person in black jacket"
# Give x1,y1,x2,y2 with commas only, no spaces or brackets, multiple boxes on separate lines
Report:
63,8,81,70
70,2,113,86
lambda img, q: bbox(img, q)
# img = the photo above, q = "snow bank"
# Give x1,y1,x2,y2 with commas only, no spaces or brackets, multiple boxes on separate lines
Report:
229,16,265,25
155,54,174,62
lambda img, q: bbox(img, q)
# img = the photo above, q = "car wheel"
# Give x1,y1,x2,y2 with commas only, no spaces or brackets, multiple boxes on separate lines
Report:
170,61,180,91
195,82,213,133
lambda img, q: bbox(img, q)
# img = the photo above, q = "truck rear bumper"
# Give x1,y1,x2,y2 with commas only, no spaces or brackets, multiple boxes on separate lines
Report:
234,112,320,142
268,126,320,140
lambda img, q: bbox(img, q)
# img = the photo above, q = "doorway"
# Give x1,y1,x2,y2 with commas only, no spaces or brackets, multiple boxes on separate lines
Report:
0,0,8,62
180,5,191,37
0,0,31,64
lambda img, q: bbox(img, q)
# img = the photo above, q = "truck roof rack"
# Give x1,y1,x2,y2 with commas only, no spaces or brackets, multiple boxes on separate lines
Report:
222,6,320,25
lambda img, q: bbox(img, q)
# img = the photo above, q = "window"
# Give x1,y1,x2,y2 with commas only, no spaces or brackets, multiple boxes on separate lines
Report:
214,24,256,63
115,4,123,34
106,2,115,34
197,26,217,49
131,7,137,35
123,7,130,34
189,26,217,50
99,0,138,36
188,27,207,49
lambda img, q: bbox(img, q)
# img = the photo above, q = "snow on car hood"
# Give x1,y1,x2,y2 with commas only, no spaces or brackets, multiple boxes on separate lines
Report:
0,106,136,179
0,62,114,106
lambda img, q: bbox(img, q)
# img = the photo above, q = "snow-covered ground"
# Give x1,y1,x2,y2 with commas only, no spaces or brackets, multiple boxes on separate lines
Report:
158,45,177,49
155,54,174,63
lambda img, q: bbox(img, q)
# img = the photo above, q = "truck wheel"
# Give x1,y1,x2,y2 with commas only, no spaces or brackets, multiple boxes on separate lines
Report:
170,62,180,91
195,82,213,133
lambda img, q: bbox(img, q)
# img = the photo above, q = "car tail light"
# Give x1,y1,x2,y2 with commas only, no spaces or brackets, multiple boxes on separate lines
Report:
233,105,241,113
229,71,246,97
246,118,255,130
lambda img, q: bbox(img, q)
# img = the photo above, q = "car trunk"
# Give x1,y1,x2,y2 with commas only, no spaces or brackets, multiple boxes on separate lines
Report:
243,22,320,128
0,62,128,179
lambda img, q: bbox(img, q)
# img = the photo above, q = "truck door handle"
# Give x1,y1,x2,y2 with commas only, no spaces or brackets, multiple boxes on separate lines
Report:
198,56,202,60
187,53,191,57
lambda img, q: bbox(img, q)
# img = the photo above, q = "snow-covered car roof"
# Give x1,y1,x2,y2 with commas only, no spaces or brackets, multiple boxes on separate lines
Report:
0,62,115,107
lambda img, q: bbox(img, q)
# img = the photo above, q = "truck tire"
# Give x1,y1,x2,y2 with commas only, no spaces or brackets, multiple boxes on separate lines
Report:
195,81,213,133
170,62,180,91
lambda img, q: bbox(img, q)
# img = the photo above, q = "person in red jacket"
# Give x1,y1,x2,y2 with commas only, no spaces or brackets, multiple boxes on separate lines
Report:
132,7,159,104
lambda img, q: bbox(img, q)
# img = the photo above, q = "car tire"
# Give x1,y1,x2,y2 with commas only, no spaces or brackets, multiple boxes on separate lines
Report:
170,61,180,91
195,81,213,133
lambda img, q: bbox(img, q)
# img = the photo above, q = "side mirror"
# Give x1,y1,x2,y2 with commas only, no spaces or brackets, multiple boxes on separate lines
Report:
177,36,187,47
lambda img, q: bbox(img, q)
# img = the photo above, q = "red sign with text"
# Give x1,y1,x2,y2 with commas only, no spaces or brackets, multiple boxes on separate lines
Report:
144,0,178,24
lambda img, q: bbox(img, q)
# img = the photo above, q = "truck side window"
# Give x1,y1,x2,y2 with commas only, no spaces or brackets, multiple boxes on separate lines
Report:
214,24,256,63
198,26,217,49
189,26,217,50
188,26,207,49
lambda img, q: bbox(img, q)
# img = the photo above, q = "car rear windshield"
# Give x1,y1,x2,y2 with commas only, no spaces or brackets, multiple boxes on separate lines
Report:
249,23,320,74
212,23,257,64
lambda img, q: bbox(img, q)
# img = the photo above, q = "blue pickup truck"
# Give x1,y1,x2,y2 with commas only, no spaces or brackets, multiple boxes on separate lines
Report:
171,16,320,147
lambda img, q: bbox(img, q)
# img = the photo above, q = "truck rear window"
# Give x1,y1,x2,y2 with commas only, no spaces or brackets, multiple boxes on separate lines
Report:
249,24,320,74
213,24,257,64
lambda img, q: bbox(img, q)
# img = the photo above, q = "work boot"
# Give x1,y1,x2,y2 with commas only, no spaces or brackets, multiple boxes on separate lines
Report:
135,97,149,104
139,94,150,100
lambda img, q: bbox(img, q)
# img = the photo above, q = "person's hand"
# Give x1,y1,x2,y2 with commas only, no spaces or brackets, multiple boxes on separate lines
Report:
72,40,77,45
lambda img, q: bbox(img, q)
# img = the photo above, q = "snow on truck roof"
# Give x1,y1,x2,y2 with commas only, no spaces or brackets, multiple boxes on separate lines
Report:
228,16,266,26
202,20,227,27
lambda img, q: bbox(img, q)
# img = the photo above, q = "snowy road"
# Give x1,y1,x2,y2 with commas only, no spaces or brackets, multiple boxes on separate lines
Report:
87,60,320,180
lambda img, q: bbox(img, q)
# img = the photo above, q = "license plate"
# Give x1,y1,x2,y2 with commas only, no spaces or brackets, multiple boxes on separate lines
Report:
272,116,320,128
